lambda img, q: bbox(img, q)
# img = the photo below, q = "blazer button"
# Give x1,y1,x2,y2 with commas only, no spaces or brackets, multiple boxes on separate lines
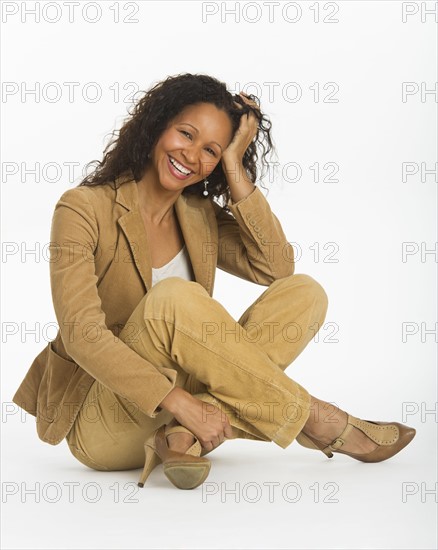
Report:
261,239,267,245
258,232,264,239
254,225,260,232
246,213,252,220
249,220,256,226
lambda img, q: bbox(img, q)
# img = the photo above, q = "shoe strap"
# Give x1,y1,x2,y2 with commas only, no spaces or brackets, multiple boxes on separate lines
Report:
164,425,202,457
322,420,356,455
165,425,191,436
316,415,400,456
349,416,400,445
324,415,400,453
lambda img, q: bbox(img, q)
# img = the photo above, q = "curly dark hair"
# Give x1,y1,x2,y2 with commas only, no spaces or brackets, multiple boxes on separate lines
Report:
77,72,276,209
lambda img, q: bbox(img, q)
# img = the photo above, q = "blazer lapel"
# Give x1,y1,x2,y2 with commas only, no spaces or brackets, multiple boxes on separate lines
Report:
175,192,217,296
117,208,153,291
115,176,217,295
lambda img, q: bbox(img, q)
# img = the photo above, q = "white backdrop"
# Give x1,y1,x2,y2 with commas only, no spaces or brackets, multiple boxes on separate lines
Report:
1,1,437,549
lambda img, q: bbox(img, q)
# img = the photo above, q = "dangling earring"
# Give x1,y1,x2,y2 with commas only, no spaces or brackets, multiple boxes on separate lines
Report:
202,178,209,197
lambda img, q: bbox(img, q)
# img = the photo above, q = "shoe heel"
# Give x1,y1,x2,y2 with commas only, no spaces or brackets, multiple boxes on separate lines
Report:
138,438,160,488
163,461,211,490
162,424,212,490
296,431,334,458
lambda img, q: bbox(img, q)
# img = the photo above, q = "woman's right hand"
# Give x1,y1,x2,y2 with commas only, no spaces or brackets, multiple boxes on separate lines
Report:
159,387,234,452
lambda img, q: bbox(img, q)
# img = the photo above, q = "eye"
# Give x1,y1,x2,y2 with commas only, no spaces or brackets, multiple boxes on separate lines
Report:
180,130,217,156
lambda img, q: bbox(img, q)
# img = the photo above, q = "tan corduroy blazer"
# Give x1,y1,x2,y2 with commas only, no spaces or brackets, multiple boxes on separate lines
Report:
12,172,295,445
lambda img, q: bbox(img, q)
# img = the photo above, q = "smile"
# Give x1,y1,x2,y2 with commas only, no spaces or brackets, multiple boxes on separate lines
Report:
167,155,193,179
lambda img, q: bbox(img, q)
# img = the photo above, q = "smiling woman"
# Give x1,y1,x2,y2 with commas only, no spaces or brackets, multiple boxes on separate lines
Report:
134,101,237,269
78,73,273,209
12,72,416,491
137,102,234,219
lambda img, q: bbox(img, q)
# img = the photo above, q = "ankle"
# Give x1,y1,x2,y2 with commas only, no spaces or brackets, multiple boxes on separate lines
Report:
303,406,348,444
166,431,195,453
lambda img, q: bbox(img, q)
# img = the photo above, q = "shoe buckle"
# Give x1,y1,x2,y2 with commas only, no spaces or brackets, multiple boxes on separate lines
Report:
330,438,345,450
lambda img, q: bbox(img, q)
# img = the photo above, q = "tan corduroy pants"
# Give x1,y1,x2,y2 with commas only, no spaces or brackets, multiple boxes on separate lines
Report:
66,274,328,471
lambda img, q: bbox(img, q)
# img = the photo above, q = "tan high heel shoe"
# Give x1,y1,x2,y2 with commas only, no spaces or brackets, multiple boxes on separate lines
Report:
296,414,416,463
138,424,211,489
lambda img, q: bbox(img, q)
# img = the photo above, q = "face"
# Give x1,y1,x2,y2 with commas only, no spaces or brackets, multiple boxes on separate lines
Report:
147,102,233,192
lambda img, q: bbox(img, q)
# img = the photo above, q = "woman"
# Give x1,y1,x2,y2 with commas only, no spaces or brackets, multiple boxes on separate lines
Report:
12,73,416,490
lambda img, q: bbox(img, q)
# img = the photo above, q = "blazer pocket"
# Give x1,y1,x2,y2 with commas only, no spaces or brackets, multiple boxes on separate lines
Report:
37,342,79,425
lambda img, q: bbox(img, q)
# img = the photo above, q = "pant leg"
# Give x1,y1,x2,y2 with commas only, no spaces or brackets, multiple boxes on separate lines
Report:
239,273,328,372
66,378,173,470
122,274,328,448
66,273,328,470
186,273,329,439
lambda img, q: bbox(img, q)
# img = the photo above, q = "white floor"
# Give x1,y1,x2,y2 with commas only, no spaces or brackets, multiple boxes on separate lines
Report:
2,416,436,550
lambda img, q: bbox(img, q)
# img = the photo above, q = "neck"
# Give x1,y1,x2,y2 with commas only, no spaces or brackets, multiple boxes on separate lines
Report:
136,169,182,226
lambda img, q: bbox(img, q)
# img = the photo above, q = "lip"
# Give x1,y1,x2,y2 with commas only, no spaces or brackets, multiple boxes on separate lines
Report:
167,155,194,178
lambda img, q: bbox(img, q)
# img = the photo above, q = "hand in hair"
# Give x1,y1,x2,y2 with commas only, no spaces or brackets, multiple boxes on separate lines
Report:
221,92,261,163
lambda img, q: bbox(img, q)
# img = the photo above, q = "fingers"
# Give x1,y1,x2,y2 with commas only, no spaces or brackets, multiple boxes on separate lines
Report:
202,440,214,453
194,403,233,452
238,92,261,111
200,438,219,452
200,424,230,451
234,93,261,137
233,92,260,112
224,422,234,439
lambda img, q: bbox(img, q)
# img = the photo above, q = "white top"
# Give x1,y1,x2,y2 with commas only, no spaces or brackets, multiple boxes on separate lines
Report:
151,244,195,287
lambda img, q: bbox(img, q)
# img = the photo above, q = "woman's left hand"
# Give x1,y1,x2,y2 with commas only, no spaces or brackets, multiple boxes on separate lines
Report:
221,92,261,164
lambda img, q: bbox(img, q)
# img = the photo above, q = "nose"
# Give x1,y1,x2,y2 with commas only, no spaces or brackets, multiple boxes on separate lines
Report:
181,145,200,168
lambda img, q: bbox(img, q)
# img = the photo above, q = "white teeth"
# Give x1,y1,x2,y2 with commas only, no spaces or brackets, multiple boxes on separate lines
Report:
169,156,191,175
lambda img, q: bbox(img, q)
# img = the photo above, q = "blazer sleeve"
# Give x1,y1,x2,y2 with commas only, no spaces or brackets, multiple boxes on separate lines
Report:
49,188,176,418
213,186,295,284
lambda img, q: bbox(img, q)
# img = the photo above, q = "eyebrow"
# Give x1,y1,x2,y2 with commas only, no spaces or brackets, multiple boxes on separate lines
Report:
179,122,223,152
